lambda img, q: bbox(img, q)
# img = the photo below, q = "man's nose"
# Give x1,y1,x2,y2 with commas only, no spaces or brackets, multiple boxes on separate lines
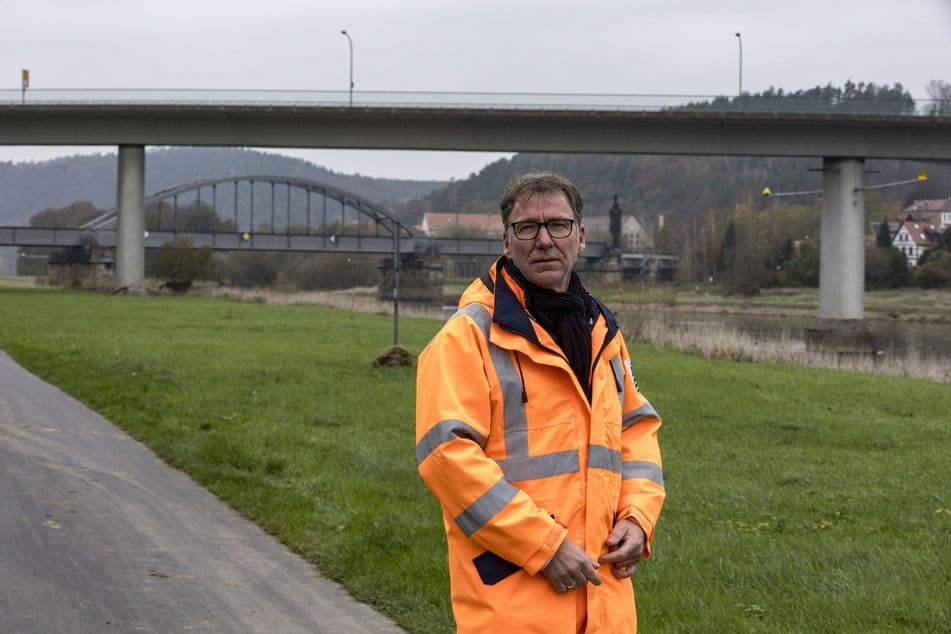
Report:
535,225,555,246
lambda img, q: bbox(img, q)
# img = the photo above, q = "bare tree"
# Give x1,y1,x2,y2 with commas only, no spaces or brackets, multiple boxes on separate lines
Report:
925,80,951,116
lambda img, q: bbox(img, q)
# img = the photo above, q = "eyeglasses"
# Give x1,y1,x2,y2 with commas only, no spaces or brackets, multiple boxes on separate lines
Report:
509,218,576,240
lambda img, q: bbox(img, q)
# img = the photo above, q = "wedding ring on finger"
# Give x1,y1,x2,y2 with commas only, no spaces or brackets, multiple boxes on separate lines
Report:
565,580,577,590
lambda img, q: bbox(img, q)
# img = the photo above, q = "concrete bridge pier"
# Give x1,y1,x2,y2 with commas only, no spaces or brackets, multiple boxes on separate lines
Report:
808,157,875,351
115,145,146,293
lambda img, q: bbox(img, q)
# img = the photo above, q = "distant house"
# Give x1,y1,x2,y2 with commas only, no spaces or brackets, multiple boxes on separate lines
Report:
892,218,940,266
419,213,503,237
902,198,951,229
582,215,653,251
867,198,949,263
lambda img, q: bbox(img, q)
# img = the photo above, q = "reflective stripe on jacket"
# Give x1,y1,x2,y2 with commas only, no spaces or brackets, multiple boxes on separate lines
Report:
416,259,665,633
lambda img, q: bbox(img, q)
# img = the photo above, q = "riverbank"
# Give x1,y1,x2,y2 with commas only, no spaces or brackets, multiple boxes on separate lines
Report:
5,277,949,323
3,278,947,382
193,284,950,383
552,285,950,383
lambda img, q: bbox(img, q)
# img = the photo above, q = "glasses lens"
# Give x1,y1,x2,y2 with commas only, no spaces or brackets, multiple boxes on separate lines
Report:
547,220,573,238
513,222,539,239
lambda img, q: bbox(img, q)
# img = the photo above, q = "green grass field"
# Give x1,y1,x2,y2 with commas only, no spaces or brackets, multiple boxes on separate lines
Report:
0,287,948,633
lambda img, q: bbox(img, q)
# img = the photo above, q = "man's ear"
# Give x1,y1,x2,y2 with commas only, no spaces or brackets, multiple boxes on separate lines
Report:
577,224,586,255
502,230,511,257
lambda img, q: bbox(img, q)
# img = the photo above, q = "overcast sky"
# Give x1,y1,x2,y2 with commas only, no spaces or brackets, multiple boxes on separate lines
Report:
2,0,949,180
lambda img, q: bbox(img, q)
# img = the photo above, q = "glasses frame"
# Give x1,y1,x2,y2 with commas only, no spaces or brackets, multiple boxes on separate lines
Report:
508,218,576,241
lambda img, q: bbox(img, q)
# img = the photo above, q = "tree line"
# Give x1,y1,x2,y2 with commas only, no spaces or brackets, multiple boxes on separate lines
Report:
652,197,951,293
18,200,381,291
21,194,951,293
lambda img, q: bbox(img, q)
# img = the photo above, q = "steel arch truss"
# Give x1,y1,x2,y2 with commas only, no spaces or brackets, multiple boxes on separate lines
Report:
81,175,413,253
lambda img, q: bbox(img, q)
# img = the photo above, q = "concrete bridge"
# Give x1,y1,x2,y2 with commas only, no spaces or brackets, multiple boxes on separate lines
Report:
3,93,951,336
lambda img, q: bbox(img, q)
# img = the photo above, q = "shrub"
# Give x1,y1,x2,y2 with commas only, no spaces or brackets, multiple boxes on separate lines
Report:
151,237,215,288
913,250,951,288
866,246,908,289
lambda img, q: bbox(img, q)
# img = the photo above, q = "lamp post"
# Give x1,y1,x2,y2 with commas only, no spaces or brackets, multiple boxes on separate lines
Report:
735,32,743,98
340,30,353,106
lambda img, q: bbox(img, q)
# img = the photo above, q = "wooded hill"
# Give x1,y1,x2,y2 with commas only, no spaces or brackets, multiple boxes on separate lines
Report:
398,83,951,225
0,147,443,226
397,152,951,227
6,147,946,232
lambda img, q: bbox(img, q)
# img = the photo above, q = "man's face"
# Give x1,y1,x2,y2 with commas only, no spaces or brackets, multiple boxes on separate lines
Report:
503,191,586,292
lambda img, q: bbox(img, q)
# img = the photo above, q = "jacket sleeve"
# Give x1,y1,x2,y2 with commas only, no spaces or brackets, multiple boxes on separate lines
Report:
614,336,665,557
415,311,566,575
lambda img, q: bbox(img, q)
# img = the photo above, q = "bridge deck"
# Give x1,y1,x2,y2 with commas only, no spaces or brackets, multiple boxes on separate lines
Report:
2,103,951,161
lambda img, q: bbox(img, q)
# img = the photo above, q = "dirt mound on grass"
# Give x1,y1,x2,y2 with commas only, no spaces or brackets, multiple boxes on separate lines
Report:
373,345,415,368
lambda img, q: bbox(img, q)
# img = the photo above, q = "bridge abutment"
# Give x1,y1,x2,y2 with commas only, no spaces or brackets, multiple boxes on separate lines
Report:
115,145,146,293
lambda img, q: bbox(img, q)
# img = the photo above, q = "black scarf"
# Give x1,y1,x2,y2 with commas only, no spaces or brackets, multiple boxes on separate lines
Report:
504,258,594,397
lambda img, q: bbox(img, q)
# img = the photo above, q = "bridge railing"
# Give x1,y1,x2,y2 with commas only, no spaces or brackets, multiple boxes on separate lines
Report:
0,89,947,116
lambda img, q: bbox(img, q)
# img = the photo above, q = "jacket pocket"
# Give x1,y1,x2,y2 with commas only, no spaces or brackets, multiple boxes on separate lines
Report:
472,550,522,585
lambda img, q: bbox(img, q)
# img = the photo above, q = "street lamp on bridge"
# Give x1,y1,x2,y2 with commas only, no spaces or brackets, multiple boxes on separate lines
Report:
761,170,928,197
341,30,354,107
735,32,743,98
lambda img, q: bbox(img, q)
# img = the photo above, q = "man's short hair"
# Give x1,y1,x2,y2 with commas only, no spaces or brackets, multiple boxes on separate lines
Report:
500,172,584,226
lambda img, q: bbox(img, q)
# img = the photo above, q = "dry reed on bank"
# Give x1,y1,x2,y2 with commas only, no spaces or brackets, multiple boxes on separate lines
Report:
620,311,950,384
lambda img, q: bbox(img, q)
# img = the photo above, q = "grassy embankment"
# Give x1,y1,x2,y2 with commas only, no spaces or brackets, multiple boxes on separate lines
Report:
0,287,948,633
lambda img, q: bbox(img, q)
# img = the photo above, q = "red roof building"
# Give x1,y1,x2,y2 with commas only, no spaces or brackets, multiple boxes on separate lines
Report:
418,213,504,237
893,218,940,266
902,198,951,229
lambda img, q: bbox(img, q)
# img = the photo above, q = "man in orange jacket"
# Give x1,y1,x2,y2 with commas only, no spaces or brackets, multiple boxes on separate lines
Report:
416,172,665,633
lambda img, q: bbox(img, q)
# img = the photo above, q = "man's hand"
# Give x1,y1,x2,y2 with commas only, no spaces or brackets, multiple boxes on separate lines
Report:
598,518,646,579
541,537,602,593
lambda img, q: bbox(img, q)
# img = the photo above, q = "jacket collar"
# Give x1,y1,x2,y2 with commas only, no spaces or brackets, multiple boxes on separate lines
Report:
482,257,620,345
490,258,540,343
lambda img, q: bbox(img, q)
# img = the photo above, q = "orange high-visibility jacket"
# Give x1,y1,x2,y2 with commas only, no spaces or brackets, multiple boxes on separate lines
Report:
416,260,665,633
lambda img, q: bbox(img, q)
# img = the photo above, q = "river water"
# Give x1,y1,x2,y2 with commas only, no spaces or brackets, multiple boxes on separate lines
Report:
652,311,951,361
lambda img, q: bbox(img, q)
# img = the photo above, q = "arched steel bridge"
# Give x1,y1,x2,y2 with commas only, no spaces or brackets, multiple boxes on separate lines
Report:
83,175,415,254
1,175,608,259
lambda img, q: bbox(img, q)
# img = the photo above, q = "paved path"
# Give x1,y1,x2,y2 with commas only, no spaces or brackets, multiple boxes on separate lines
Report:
0,350,406,633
